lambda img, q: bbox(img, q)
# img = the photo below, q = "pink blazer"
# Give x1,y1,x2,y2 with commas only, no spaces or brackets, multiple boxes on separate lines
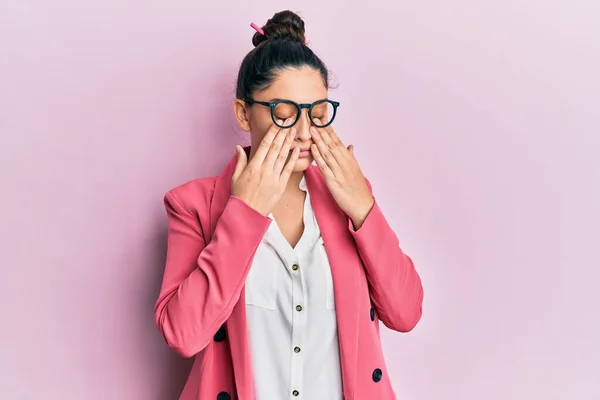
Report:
154,150,424,400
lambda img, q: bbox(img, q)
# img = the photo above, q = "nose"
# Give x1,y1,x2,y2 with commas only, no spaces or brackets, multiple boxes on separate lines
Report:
293,109,312,141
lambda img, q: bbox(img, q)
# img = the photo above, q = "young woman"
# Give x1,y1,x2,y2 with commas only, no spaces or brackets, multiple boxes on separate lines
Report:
154,10,424,400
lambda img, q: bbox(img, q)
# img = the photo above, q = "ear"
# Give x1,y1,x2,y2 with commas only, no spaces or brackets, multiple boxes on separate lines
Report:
233,99,251,132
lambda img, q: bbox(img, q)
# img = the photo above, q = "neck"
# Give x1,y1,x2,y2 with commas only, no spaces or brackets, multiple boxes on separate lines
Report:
285,170,304,193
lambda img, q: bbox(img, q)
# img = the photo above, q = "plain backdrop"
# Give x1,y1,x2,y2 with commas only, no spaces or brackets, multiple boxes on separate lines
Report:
1,0,599,399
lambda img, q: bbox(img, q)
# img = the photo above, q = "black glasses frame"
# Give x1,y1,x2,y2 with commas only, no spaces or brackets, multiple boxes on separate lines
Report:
243,98,340,128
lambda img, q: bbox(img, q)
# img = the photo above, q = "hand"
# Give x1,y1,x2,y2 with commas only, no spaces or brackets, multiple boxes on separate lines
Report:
232,118,300,216
309,118,374,229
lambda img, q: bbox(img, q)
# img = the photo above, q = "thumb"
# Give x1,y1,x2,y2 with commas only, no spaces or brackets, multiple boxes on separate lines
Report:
233,145,248,178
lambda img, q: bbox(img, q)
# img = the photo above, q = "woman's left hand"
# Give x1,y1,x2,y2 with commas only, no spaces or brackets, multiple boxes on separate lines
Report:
309,119,374,230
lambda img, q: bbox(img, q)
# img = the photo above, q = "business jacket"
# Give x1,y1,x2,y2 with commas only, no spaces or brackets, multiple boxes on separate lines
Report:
154,147,424,400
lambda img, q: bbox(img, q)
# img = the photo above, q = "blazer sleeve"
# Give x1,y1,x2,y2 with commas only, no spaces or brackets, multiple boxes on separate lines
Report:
348,179,424,332
154,191,271,358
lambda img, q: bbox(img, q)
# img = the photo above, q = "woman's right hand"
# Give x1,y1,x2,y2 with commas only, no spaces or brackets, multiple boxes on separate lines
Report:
231,118,300,216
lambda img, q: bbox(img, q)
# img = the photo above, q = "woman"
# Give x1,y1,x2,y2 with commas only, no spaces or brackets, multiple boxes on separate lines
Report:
154,10,424,400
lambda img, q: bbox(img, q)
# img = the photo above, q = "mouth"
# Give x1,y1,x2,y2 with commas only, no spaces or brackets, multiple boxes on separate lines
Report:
291,148,312,157
291,145,312,152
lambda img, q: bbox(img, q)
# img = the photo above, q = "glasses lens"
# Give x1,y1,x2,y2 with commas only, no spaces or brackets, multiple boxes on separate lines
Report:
310,100,336,127
273,102,299,127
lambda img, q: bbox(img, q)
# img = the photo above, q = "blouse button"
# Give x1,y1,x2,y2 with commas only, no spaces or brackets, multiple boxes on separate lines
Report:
296,305,303,312
291,264,299,271
292,390,299,396
294,346,301,353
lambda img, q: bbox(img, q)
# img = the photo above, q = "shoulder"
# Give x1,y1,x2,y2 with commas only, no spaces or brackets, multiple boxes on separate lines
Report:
163,176,218,216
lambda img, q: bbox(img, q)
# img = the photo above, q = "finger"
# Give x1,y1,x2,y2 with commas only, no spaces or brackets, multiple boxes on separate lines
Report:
251,120,284,166
347,144,354,156
232,145,248,179
318,117,341,142
263,117,293,168
274,126,297,174
313,117,345,149
310,124,341,173
310,143,335,179
280,147,300,183
315,118,353,166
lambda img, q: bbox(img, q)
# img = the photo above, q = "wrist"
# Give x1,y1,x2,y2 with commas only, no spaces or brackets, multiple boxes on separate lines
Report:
348,196,375,230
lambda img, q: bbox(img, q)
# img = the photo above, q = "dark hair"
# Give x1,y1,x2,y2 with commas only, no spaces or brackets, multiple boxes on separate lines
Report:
235,10,330,100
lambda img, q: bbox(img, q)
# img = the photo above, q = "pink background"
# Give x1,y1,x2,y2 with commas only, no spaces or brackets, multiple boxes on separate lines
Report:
1,1,599,399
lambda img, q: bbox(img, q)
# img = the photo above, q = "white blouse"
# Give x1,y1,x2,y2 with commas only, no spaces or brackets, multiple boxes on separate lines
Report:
244,174,343,400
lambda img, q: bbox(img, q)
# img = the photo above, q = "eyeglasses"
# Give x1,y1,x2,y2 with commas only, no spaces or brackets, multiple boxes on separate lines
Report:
243,98,340,129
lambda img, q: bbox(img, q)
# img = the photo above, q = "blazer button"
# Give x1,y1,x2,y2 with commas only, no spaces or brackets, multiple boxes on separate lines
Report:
370,307,375,321
217,392,231,400
372,368,383,382
214,325,227,342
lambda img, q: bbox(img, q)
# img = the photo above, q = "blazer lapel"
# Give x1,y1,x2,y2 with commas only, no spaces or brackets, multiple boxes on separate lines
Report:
305,166,361,400
210,148,255,400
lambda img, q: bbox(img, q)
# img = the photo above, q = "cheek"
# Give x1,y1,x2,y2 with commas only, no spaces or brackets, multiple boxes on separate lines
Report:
250,110,275,144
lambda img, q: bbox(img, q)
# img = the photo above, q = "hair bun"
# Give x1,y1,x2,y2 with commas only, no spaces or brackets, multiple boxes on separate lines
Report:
252,10,306,47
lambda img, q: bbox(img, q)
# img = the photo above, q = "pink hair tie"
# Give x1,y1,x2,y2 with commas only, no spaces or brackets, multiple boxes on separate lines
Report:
250,22,264,35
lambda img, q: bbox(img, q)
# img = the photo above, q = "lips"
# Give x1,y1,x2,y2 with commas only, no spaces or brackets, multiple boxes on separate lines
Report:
290,147,312,158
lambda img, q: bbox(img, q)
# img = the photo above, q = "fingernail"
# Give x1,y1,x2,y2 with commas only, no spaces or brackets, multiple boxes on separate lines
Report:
310,126,318,135
290,128,296,136
276,119,283,125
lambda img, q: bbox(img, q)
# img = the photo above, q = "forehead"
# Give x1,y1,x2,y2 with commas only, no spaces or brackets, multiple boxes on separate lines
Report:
258,67,327,103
